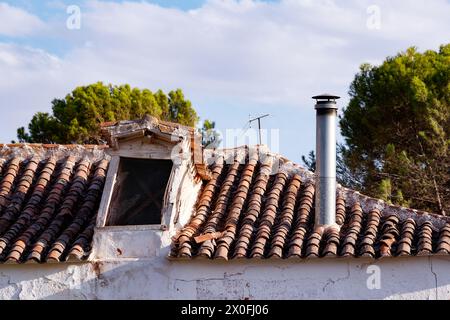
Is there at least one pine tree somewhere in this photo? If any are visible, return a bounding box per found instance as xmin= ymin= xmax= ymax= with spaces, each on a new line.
xmin=17 ymin=82 xmax=200 ymax=144
xmin=339 ymin=44 xmax=450 ymax=215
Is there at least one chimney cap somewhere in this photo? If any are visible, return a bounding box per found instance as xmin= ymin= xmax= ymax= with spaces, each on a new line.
xmin=312 ymin=93 xmax=340 ymax=101
xmin=313 ymin=93 xmax=340 ymax=110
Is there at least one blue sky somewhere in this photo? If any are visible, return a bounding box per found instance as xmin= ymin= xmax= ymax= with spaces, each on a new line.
xmin=0 ymin=0 xmax=449 ymax=162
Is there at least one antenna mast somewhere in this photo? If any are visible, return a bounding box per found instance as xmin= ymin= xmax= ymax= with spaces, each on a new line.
xmin=248 ymin=114 xmax=270 ymax=145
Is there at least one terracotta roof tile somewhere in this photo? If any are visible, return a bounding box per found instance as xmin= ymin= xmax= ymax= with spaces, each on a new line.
xmin=305 ymin=229 xmax=322 ymax=258
xmin=322 ymin=227 xmax=340 ymax=257
xmin=0 ymin=145 xmax=109 ymax=263
xmin=417 ymin=221 xmax=434 ymax=256
xmin=340 ymin=203 xmax=364 ymax=257
xmin=436 ymin=223 xmax=450 ymax=254
xmin=0 ymin=157 xmax=21 ymax=208
xmin=174 ymin=157 xmax=225 ymax=259
xmin=171 ymin=146 xmax=450 ymax=260
xmin=397 ymin=218 xmax=416 ymax=256
xmin=359 ymin=209 xmax=382 ymax=257
xmin=268 ymin=175 xmax=301 ymax=258
xmin=286 ymin=183 xmax=314 ymax=258
xmin=250 ymin=171 xmax=289 ymax=258
xmin=233 ymin=156 xmax=273 ymax=259
xmin=214 ymin=152 xmax=258 ymax=260
xmin=335 ymin=196 xmax=346 ymax=226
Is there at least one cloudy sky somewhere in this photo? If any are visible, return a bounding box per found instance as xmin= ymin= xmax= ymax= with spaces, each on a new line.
xmin=0 ymin=0 xmax=449 ymax=162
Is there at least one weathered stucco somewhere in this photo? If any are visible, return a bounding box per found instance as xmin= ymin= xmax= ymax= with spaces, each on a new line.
xmin=1 ymin=252 xmax=449 ymax=300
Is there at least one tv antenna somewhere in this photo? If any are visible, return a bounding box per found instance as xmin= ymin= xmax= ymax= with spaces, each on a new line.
xmin=248 ymin=114 xmax=270 ymax=145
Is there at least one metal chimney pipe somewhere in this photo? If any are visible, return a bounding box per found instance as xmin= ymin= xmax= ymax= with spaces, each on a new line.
xmin=312 ymin=93 xmax=340 ymax=227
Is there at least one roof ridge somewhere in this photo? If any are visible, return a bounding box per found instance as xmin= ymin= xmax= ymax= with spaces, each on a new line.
xmin=0 ymin=144 xmax=110 ymax=163
xmin=340 ymin=186 xmax=450 ymax=230
xmin=0 ymin=143 xmax=108 ymax=149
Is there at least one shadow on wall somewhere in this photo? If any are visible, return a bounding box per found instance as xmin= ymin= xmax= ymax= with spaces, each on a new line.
xmin=0 ymin=256 xmax=449 ymax=299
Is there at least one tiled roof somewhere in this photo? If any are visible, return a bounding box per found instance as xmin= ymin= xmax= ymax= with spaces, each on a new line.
xmin=0 ymin=144 xmax=109 ymax=263
xmin=170 ymin=146 xmax=450 ymax=260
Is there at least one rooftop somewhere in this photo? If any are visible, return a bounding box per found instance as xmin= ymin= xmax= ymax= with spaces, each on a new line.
xmin=170 ymin=146 xmax=450 ymax=260
xmin=0 ymin=144 xmax=109 ymax=263
xmin=0 ymin=125 xmax=448 ymax=264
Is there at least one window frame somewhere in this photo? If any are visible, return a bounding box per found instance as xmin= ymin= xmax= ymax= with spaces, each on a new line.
xmin=96 ymin=155 xmax=175 ymax=230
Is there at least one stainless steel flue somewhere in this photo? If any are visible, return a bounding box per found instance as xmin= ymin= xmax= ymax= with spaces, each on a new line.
xmin=313 ymin=93 xmax=340 ymax=226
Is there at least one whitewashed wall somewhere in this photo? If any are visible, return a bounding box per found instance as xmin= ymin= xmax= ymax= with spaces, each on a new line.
xmin=0 ymin=252 xmax=449 ymax=300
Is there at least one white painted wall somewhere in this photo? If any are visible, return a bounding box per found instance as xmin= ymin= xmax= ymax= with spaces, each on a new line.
xmin=1 ymin=251 xmax=449 ymax=300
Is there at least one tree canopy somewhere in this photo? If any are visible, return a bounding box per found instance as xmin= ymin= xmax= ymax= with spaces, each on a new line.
xmin=17 ymin=82 xmax=201 ymax=144
xmin=339 ymin=44 xmax=450 ymax=215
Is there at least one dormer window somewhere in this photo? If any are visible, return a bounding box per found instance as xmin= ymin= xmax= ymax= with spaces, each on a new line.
xmin=105 ymin=157 xmax=173 ymax=226
xmin=95 ymin=116 xmax=209 ymax=238
xmin=93 ymin=117 xmax=210 ymax=259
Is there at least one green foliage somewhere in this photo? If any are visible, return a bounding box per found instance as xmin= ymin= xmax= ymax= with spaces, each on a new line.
xmin=378 ymin=178 xmax=392 ymax=203
xmin=301 ymin=150 xmax=316 ymax=172
xmin=17 ymin=82 xmax=199 ymax=144
xmin=340 ymin=44 xmax=450 ymax=215
xmin=199 ymin=119 xmax=221 ymax=148
xmin=17 ymin=112 xmax=60 ymax=144
xmin=301 ymin=147 xmax=358 ymax=188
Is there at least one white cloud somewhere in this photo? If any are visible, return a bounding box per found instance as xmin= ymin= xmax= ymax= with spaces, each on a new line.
xmin=0 ymin=2 xmax=45 ymax=36
xmin=58 ymin=0 xmax=449 ymax=106
xmin=0 ymin=44 xmax=64 ymax=143
xmin=0 ymin=0 xmax=449 ymax=159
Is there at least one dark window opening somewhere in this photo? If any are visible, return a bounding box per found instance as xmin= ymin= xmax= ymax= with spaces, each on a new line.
xmin=106 ymin=158 xmax=173 ymax=226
